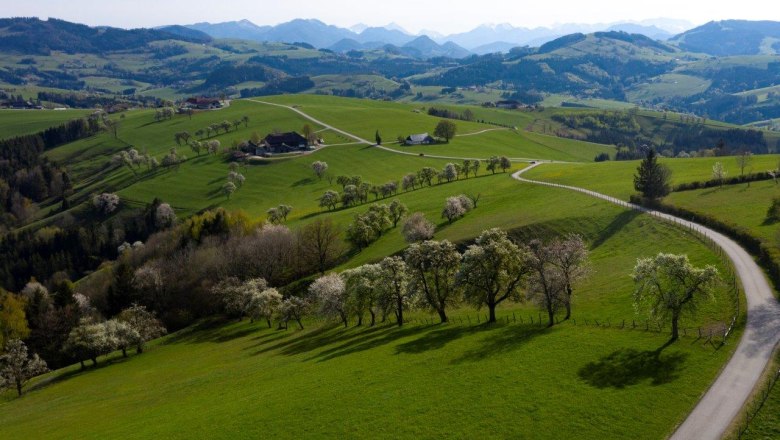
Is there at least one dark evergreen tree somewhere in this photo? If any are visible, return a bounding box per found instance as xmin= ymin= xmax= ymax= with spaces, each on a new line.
xmin=633 ymin=149 xmax=671 ymax=199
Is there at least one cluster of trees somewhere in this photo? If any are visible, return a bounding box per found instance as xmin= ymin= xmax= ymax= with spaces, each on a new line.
xmin=427 ymin=107 xmax=475 ymax=122
xmin=346 ymin=200 xmax=407 ymax=249
xmin=63 ymin=305 xmax=166 ymax=368
xmin=267 ymin=204 xmax=292 ymax=224
xmin=442 ymin=194 xmax=476 ymax=224
xmin=0 ymin=117 xmax=101 ymax=229
xmin=109 ymin=145 xmax=191 ymax=175
xmin=223 ymin=162 xmax=246 ymax=199
xmin=110 ymin=147 xmax=159 ymax=174
xmin=36 ymin=91 xmax=162 ymax=110
xmin=311 ymin=228 xmax=590 ymax=327
xmin=74 ymin=209 xmax=345 ymax=333
xmin=556 ymin=110 xmax=769 ymax=158
xmin=153 ymin=107 xmax=176 ymax=122
xmin=191 ymin=117 xmax=249 ymax=140
xmin=211 ymin=277 xmax=310 ymax=330
xmin=317 ymin=157 xmax=506 ymax=213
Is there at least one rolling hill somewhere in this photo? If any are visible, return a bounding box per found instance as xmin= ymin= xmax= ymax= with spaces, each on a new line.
xmin=670 ymin=20 xmax=780 ymax=56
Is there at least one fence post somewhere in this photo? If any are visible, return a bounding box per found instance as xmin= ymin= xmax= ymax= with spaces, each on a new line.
xmin=513 ymin=312 xmax=516 ymax=322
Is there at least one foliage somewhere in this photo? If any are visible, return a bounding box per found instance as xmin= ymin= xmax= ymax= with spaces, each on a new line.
xmin=311 ymin=161 xmax=328 ymax=180
xmin=458 ymin=228 xmax=529 ymax=322
xmin=0 ymin=292 xmax=29 ymax=349
xmin=92 ymin=193 xmax=120 ymax=215
xmin=116 ymin=304 xmax=167 ymax=354
xmin=634 ymin=149 xmax=671 ymax=199
xmin=0 ymin=339 xmax=47 ymax=396
xmin=632 ymin=253 xmax=719 ymax=340
xmin=433 ymin=120 xmax=457 ymax=142
xmin=310 ymin=273 xmax=348 ymax=327
xmin=404 ymin=240 xmax=461 ymax=323
xmin=402 ymin=212 xmax=435 ymax=243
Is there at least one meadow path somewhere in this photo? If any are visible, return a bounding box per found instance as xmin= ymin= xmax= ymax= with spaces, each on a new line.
xmin=246 ymin=99 xmax=566 ymax=163
xmin=514 ymin=163 xmax=780 ymax=440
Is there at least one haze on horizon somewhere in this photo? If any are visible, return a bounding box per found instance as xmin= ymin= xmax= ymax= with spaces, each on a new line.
xmin=3 ymin=0 xmax=778 ymax=35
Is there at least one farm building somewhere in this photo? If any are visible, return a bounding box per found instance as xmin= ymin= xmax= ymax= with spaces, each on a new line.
xmin=183 ymin=97 xmax=222 ymax=110
xmin=495 ymin=100 xmax=522 ymax=109
xmin=405 ymin=133 xmax=435 ymax=145
xmin=253 ymin=132 xmax=309 ymax=155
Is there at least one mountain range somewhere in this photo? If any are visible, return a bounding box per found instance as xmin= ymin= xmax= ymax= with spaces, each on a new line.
xmin=183 ymin=18 xmax=694 ymax=56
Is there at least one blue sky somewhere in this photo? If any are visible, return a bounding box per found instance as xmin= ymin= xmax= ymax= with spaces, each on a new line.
xmin=4 ymin=0 xmax=776 ymax=34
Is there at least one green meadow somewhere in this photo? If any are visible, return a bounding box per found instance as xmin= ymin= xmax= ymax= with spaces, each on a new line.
xmin=0 ymin=95 xmax=752 ymax=439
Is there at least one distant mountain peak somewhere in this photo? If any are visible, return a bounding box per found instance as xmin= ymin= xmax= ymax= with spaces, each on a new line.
xmin=384 ymin=22 xmax=410 ymax=34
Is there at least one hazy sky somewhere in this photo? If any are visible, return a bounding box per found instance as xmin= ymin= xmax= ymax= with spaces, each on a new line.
xmin=4 ymin=0 xmax=778 ymax=34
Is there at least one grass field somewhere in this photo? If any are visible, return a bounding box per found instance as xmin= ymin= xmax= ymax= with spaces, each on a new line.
xmin=0 ymin=93 xmax=755 ymax=438
xmin=626 ymin=74 xmax=712 ymax=102
xmin=0 ymin=186 xmax=740 ymax=439
xmin=524 ymin=155 xmax=780 ymax=200
xmin=258 ymin=95 xmax=614 ymax=162
xmin=34 ymin=96 xmax=618 ymax=227
xmin=0 ymin=109 xmax=92 ymax=139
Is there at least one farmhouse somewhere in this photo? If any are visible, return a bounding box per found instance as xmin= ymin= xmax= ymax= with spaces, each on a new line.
xmin=405 ymin=133 xmax=435 ymax=145
xmin=184 ymin=97 xmax=222 ymax=110
xmin=495 ymin=100 xmax=522 ymax=109
xmin=254 ymin=132 xmax=309 ymax=155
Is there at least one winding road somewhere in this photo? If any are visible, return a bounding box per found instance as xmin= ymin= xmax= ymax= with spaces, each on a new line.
xmin=249 ymin=98 xmax=780 ymax=439
xmin=515 ymin=163 xmax=780 ymax=440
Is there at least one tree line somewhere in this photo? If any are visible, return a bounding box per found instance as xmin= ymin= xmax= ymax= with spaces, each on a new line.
xmin=0 ymin=116 xmax=102 ymax=230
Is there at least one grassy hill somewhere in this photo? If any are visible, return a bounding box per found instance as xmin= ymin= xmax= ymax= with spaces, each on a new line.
xmin=0 ymin=109 xmax=92 ymax=139
xmin=0 ymin=176 xmax=740 ymax=438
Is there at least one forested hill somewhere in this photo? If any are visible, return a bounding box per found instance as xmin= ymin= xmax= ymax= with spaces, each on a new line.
xmin=670 ymin=20 xmax=780 ymax=56
xmin=0 ymin=17 xmax=212 ymax=55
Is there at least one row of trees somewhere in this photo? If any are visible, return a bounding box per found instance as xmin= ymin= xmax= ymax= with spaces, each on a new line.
xmin=187 ymin=116 xmax=249 ymax=140
xmin=64 ymin=305 xmax=166 ymax=368
xmin=316 ymin=157 xmax=509 ymax=213
xmin=312 ymin=228 xmax=590 ymax=327
xmin=223 ymin=162 xmax=246 ymax=200
xmin=346 ymin=200 xmax=408 ymax=249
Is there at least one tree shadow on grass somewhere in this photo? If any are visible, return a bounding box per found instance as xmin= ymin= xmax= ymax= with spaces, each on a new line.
xmin=449 ymin=323 xmax=550 ymax=364
xmin=590 ymin=210 xmax=642 ymax=250
xmin=292 ymin=177 xmax=315 ymax=187
xmin=395 ymin=325 xmax=483 ymax=355
xmin=248 ymin=323 xmax=383 ymax=357
xmin=164 ymin=317 xmax=258 ymax=345
xmin=578 ymin=346 xmax=688 ymax=388
xmin=27 ymin=354 xmax=133 ymax=393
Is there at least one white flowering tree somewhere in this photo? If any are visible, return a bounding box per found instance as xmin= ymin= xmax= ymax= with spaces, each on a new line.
xmin=633 ymin=253 xmax=719 ymax=341
xmin=92 ymin=193 xmax=120 ymax=215
xmin=104 ymin=319 xmax=140 ymax=358
xmin=278 ymin=296 xmax=309 ymax=330
xmin=248 ymin=287 xmax=283 ymax=328
xmin=442 ymin=196 xmax=467 ymax=224
xmin=0 ymin=339 xmax=48 ymax=397
xmin=377 ymin=256 xmax=413 ymax=326
xmin=343 ymin=264 xmax=382 ymax=326
xmin=155 ymin=203 xmax=176 ymax=229
xmin=404 ymin=240 xmax=462 ymax=323
xmin=402 ymin=212 xmax=435 ymax=243
xmin=117 ymin=304 xmax=167 ymax=354
xmin=64 ymin=319 xmax=113 ymax=367
xmin=311 ymin=161 xmax=328 ymax=180
xmin=310 ymin=273 xmax=349 ymax=327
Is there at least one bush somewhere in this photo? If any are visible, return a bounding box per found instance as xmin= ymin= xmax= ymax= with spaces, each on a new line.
xmin=594 ymin=152 xmax=610 ymax=162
